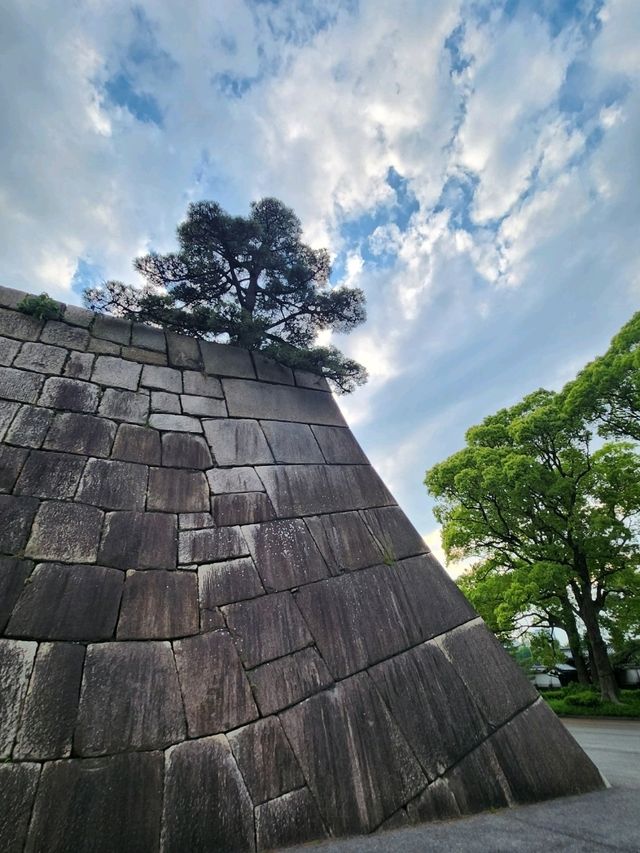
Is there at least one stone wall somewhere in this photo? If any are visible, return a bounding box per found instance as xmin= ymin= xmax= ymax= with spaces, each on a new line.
xmin=0 ymin=285 xmax=603 ymax=852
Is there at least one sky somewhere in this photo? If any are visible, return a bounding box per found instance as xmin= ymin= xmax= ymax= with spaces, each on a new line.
xmin=2 ymin=0 xmax=639 ymax=577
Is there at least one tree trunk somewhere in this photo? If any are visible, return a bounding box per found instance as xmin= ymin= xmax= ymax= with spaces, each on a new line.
xmin=580 ymin=595 xmax=620 ymax=702
xmin=563 ymin=611 xmax=591 ymax=685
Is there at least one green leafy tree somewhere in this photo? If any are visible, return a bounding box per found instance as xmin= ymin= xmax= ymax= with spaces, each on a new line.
xmin=85 ymin=198 xmax=367 ymax=393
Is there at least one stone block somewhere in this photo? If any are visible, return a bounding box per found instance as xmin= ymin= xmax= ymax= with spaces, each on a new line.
xmin=0 ymin=495 xmax=38 ymax=553
xmin=77 ymin=458 xmax=148 ymax=510
xmin=141 ymin=364 xmax=182 ymax=393
xmin=362 ymin=505 xmax=428 ymax=561
xmin=183 ymin=370 xmax=224 ymax=397
xmin=0 ymin=335 xmax=20 ymax=366
xmin=228 ymin=717 xmax=304 ymax=805
xmin=151 ymin=390 xmax=180 ymax=413
xmin=223 ymin=591 xmax=312 ymax=668
xmin=148 ymin=467 xmax=209 ymax=512
xmin=181 ymin=394 xmax=227 ymax=416
xmin=13 ymin=642 xmax=85 ymax=759
xmin=92 ymin=355 xmax=141 ymax=390
xmin=0 ymin=400 xmax=19 ymax=440
xmin=207 ymin=466 xmax=263 ymax=494
xmin=260 ymin=420 xmax=324 ymax=463
xmin=213 ymin=492 xmax=275 ymax=526
xmin=14 ymin=449 xmax=85 ymax=499
xmin=99 ymin=511 xmax=177 ymax=570
xmin=0 ymin=444 xmax=27 ymax=491
xmin=180 ymin=511 xmax=213 ymax=529
xmin=87 ymin=336 xmax=120 ymax=355
xmin=0 ymin=307 xmax=41 ymax=341
xmin=174 ymin=630 xmax=258 ymax=737
xmin=40 ymin=320 xmax=89 ymax=350
xmin=63 ymin=350 xmax=94 ymax=380
xmin=179 ymin=526 xmax=248 ymax=565
xmin=25 ymin=752 xmax=163 ymax=853
xmin=199 ymin=557 xmax=264 ymax=607
xmin=62 ymin=304 xmax=94 ymax=327
xmin=161 ymin=432 xmax=212 ymax=468
xmin=0 ymin=557 xmax=32 ymax=631
xmin=0 ymin=763 xmax=40 ymax=853
xmin=40 ymin=377 xmax=99 ymax=412
xmin=294 ymin=369 xmax=330 ymax=391
xmin=25 ymin=501 xmax=104 ymax=562
xmin=121 ymin=345 xmax=167 ymax=365
xmin=132 ymin=322 xmax=166 ymax=352
xmin=310 ymin=424 xmax=369 ymax=463
xmin=200 ymin=339 xmax=255 ymax=378
xmin=306 ymin=511 xmax=383 ymax=573
xmin=0 ymin=639 xmax=36 ymax=756
xmin=223 ymin=378 xmax=345 ymax=425
xmin=0 ymin=284 xmax=33 ymax=310
xmin=44 ymin=411 xmax=116 ymax=457
xmin=256 ymin=788 xmax=328 ymax=851
xmin=111 ymin=423 xmax=161 ymax=464
xmin=201 ymin=607 xmax=225 ymax=631
xmin=281 ymin=673 xmax=426 ymax=836
xmin=14 ymin=341 xmax=67 ymax=374
xmin=243 ymin=518 xmax=329 ymax=591
xmin=98 ymin=388 xmax=149 ymax=423
xmin=75 ymin=641 xmax=185 ymax=755
xmin=6 ymin=404 xmax=53 ymax=448
xmin=162 ymin=735 xmax=254 ymax=853
xmin=252 ymin=352 xmax=294 ymax=385
xmin=92 ymin=314 xmax=131 ymax=345
xmin=167 ymin=332 xmax=201 ymax=369
xmin=149 ymin=413 xmax=202 ymax=432
xmin=6 ymin=562 xmax=123 ymax=641
xmin=0 ymin=366 xmax=44 ymax=403
xmin=204 ymin=418 xmax=273 ymax=465
xmin=117 ymin=571 xmax=198 ymax=639
xmin=249 ymin=647 xmax=333 ymax=715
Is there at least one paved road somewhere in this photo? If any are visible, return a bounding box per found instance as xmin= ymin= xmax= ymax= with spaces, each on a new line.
xmin=287 ymin=718 xmax=640 ymax=852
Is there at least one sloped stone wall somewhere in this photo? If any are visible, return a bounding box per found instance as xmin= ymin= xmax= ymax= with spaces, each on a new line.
xmin=0 ymin=285 xmax=603 ymax=852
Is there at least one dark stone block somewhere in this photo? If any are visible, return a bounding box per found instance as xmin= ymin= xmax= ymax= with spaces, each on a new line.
xmin=362 ymin=506 xmax=428 ymax=561
xmin=14 ymin=341 xmax=66 ymax=374
xmin=203 ymin=418 xmax=273 ymax=465
xmin=0 ymin=639 xmax=36 ymax=756
xmin=40 ymin=320 xmax=89 ymax=349
xmin=92 ymin=314 xmax=131 ymax=345
xmin=243 ymin=518 xmax=328 ymax=591
xmin=77 ymin=458 xmax=148 ymax=510
xmin=405 ymin=778 xmax=461 ymax=824
xmin=0 ymin=556 xmax=32 ymax=631
xmin=14 ymin=642 xmax=85 ymax=759
xmin=0 ymin=444 xmax=27 ymax=492
xmin=294 ymin=369 xmax=330 ymax=391
xmin=201 ymin=607 xmax=225 ymax=632
xmin=249 ymin=647 xmax=333 ymax=714
xmin=199 ymin=557 xmax=264 ymax=607
xmin=0 ymin=335 xmax=20 ymax=366
xmin=378 ymin=809 xmax=410 ymax=831
xmin=260 ymin=420 xmax=324 ymax=463
xmin=163 ymin=736 xmax=254 ymax=853
xmin=122 ymin=345 xmax=167 ymax=365
xmin=112 ymin=422 xmax=161 ymax=464
xmin=167 ymin=332 xmax=201 ymax=369
xmin=181 ymin=394 xmax=227 ymax=416
xmin=44 ymin=411 xmax=116 ymax=457
xmin=64 ymin=350 xmax=94 ymax=380
xmin=14 ymin=449 xmax=85 ymax=499
xmin=180 ymin=511 xmax=213 ymax=529
xmin=0 ymin=495 xmax=38 ymax=553
xmin=26 ymin=752 xmax=163 ymax=853
xmin=87 ymin=336 xmax=120 ymax=355
xmin=40 ymin=377 xmax=99 ymax=412
xmin=213 ymin=492 xmax=275 ymax=526
xmin=207 ymin=466 xmax=263 ymax=494
xmin=0 ymin=400 xmax=19 ymax=440
xmin=256 ymin=788 xmax=327 ymax=851
xmin=75 ymin=641 xmax=185 ymax=755
xmin=161 ymin=432 xmax=212 ymax=468
xmin=98 ymin=388 xmax=149 ymax=424
xmin=228 ymin=717 xmax=304 ymax=805
xmin=223 ymin=591 xmax=312 ymax=668
xmin=280 ymin=673 xmax=426 ymax=836
xmin=5 ymin=404 xmax=53 ymax=448
xmin=200 ymin=339 xmax=255 ymax=378
xmin=174 ymin=630 xmax=258 ymax=737
xmin=6 ymin=563 xmax=123 ymax=641
xmin=252 ymin=352 xmax=294 ymax=385
xmin=132 ymin=323 xmax=166 ymax=352
xmin=179 ymin=526 xmax=248 ymax=564
xmin=306 ymin=511 xmax=383 ymax=573
xmin=310 ymin=424 xmax=369 ymax=463
xmin=148 ymin=467 xmax=209 ymax=512
xmin=0 ymin=307 xmax=41 ymax=341
xmin=0 ymin=763 xmax=40 ymax=853
xmin=117 ymin=571 xmax=198 ymax=639
xmin=223 ymin=378 xmax=345 ymax=425
xmin=99 ymin=511 xmax=177 ymax=570
xmin=25 ymin=501 xmax=104 ymax=563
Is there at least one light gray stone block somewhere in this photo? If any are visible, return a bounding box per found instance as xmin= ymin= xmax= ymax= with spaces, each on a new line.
xmin=131 ymin=322 xmax=166 ymax=352
xmin=6 ymin=405 xmax=53 ymax=448
xmin=147 ymin=467 xmax=209 ymax=512
xmin=121 ymin=345 xmax=167 ymax=365
xmin=199 ymin=557 xmax=265 ymax=607
xmin=207 ymin=466 xmax=263 ymax=494
xmin=223 ymin=378 xmax=346 ymax=425
xmin=87 ymin=336 xmax=120 ymax=355
xmin=178 ymin=526 xmax=248 ymax=565
xmin=40 ymin=320 xmax=89 ymax=350
xmin=181 ymin=394 xmax=227 ymax=417
xmin=63 ymin=350 xmax=94 ymax=380
xmin=0 ymin=639 xmax=36 ymax=757
xmin=117 ymin=571 xmax=198 ymax=639
xmin=149 ymin=413 xmax=202 ymax=432
xmin=260 ymin=420 xmax=324 ymax=463
xmin=25 ymin=501 xmax=104 ymax=563
xmin=98 ymin=388 xmax=149 ymax=424
xmin=151 ymin=390 xmax=180 ymax=413
xmin=92 ymin=314 xmax=131 ymax=345
xmin=0 ymin=284 xmax=33 ymax=310
xmin=62 ymin=304 xmax=94 ymax=327
xmin=310 ymin=424 xmax=369 ymax=463
xmin=183 ymin=371 xmax=223 ymax=398
xmin=204 ymin=418 xmax=273 ymax=465
xmin=200 ymin=339 xmax=255 ymax=378
xmin=141 ymin=364 xmax=182 ymax=393
xmin=92 ymin=355 xmax=141 ymax=390
xmin=40 ymin=377 xmax=99 ymax=412
xmin=243 ymin=518 xmax=329 ymax=591
xmin=0 ymin=307 xmax=42 ymax=341
xmin=44 ymin=412 xmax=116 ymax=457
xmin=14 ymin=342 xmax=67 ymax=374
xmin=0 ymin=335 xmax=20 ymax=366
xmin=252 ymin=352 xmax=294 ymax=385
xmin=77 ymin=458 xmax=148 ymax=510
xmin=0 ymin=366 xmax=44 ymax=403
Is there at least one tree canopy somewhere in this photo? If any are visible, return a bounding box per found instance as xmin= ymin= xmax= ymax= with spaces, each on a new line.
xmin=84 ymin=198 xmax=367 ymax=393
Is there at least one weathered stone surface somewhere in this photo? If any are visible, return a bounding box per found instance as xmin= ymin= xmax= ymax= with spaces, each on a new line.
xmin=213 ymin=492 xmax=275 ymax=526
xmin=99 ymin=511 xmax=177 ymax=570
xmin=183 ymin=370 xmax=224 ymax=397
xmin=257 ymin=464 xmax=394 ymax=517
xmin=6 ymin=563 xmax=123 ymax=641
xmin=294 ymin=369 xmax=330 ymax=392
xmin=92 ymin=355 xmax=141 ymax=390
xmin=252 ymin=352 xmax=294 ymax=385
xmin=163 ymin=735 xmax=254 ymax=853
xmin=13 ymin=642 xmax=85 ymax=759
xmin=0 ymin=335 xmax=20 ymax=366
xmin=0 ymin=285 xmax=32 ymax=310
xmin=310 ymin=424 xmax=369 ymax=463
xmin=180 ymin=511 xmax=213 ymax=529
xmin=281 ymin=673 xmax=426 ymax=836
xmin=6 ymin=404 xmax=53 ymax=447
xmin=87 ymin=336 xmax=120 ymax=355
xmin=98 ymin=387 xmax=149 ymax=423
xmin=0 ymin=557 xmax=32 ymax=631
xmin=93 ymin=314 xmax=131 ymax=345
xmin=25 ymin=752 xmax=163 ymax=853
xmin=243 ymin=518 xmax=329 ymax=591
xmin=224 ymin=378 xmax=346 ymax=425
xmin=0 ymin=444 xmax=27 ymax=491
xmin=223 ymin=591 xmax=312 ymax=668
xmin=174 ymin=631 xmax=258 ymax=737
xmin=200 ymin=339 xmax=255 ymax=378
xmin=14 ymin=341 xmax=67 ymax=374
xmin=117 ymin=571 xmax=198 ymax=639
xmin=121 ymin=345 xmax=167 ymax=365
xmin=77 ymin=458 xmax=148 ymax=510
xmin=229 ymin=717 xmax=304 ymax=805
xmin=132 ymin=322 xmax=166 ymax=352
xmin=201 ymin=607 xmax=225 ymax=631
xmin=0 ymin=764 xmax=39 ymax=853
xmin=181 ymin=394 xmax=227 ymax=416
xmin=75 ymin=641 xmax=185 ymax=755
xmin=405 ymin=777 xmax=462 ymax=824
xmin=141 ymin=363 xmax=182 ymax=393
xmin=362 ymin=505 xmax=428 ymax=561
xmin=0 ymin=307 xmax=41 ymax=341
xmin=148 ymin=467 xmax=209 ymax=512
xmin=378 ymin=809 xmax=410 ymax=831
xmin=161 ymin=432 xmax=212 ymax=468
xmin=261 ymin=420 xmax=324 ymax=463
xmin=44 ymin=411 xmax=116 ymax=457
xmin=151 ymin=390 xmax=180 ymax=412
xmin=14 ymin=450 xmax=86 ymax=498
xmin=204 ymin=418 xmax=273 ymax=465
xmin=0 ymin=400 xmax=19 ymax=440
xmin=111 ymin=422 xmax=161 ymax=464
xmin=0 ymin=639 xmax=36 ymax=756
xmin=199 ymin=557 xmax=264 ymax=607
xmin=250 ymin=647 xmax=333 ymax=715
xmin=0 ymin=495 xmax=38 ymax=553
xmin=167 ymin=332 xmax=202 ymax=369
xmin=25 ymin=501 xmax=104 ymax=562
xmin=40 ymin=377 xmax=99 ymax=412
xmin=256 ymin=788 xmax=328 ymax=851
xmin=40 ymin=320 xmax=89 ymax=350
xmin=207 ymin=466 xmax=263 ymax=494
xmin=62 ymin=304 xmax=94 ymax=327
xmin=0 ymin=366 xmax=44 ymax=403
xmin=306 ymin=511 xmax=383 ymax=573
xmin=149 ymin=413 xmax=202 ymax=432
xmin=63 ymin=350 xmax=94 ymax=380
xmin=179 ymin=526 xmax=248 ymax=564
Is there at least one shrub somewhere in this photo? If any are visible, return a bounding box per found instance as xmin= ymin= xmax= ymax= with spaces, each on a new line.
xmin=18 ymin=293 xmax=62 ymax=320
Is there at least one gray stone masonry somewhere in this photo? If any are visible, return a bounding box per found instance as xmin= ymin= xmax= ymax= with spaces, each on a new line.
xmin=40 ymin=321 xmax=89 ymax=350
xmin=167 ymin=333 xmax=201 ymax=369
xmin=64 ymin=351 xmax=94 ymax=380
xmin=181 ymin=394 xmax=227 ymax=417
xmin=0 ymin=366 xmax=44 ymax=403
xmin=92 ymin=355 xmax=141 ymax=390
xmin=40 ymin=377 xmax=99 ymax=412
xmin=141 ymin=364 xmax=182 ymax=393
xmin=132 ymin=323 xmax=166 ymax=352
xmin=149 ymin=413 xmax=202 ymax=432
xmin=99 ymin=388 xmax=149 ymax=424
xmin=14 ymin=342 xmax=67 ymax=374
xmin=151 ymin=391 xmax=180 ymax=413
xmin=92 ymin=314 xmax=131 ymax=345
xmin=0 ymin=307 xmax=41 ymax=341
xmin=6 ymin=405 xmax=53 ymax=448
xmin=183 ymin=370 xmax=223 ymax=398
xmin=0 ymin=335 xmax=20 ymax=365
xmin=204 ymin=418 xmax=273 ymax=466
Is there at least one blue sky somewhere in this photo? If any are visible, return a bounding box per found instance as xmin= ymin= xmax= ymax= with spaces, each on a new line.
xmin=1 ymin=0 xmax=639 ymax=574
